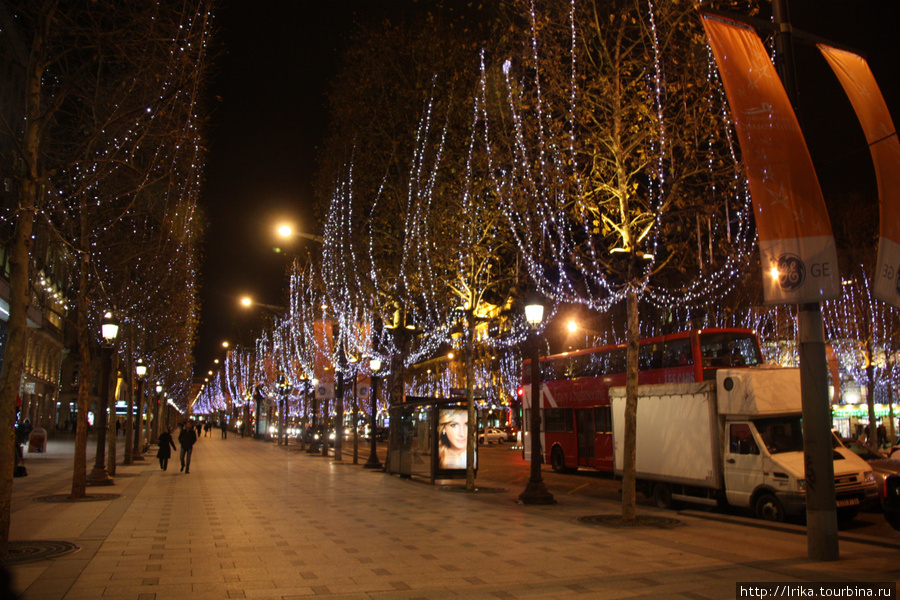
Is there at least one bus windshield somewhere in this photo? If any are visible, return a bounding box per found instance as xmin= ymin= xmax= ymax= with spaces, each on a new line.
xmin=699 ymin=331 xmax=762 ymax=369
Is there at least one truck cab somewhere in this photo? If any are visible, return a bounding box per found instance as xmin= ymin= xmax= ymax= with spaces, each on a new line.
xmin=723 ymin=414 xmax=878 ymax=521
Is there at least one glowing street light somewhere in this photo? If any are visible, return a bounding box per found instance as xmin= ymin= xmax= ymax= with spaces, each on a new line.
xmin=519 ymin=291 xmax=555 ymax=505
xmin=88 ymin=311 xmax=119 ymax=486
xmin=275 ymin=223 xmax=323 ymax=243
xmin=364 ymin=358 xmax=383 ymax=470
xmin=239 ymin=296 xmax=285 ymax=314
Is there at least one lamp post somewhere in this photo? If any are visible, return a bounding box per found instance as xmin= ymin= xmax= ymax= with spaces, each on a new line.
xmin=276 ymin=373 xmax=292 ymax=446
xmin=132 ymin=359 xmax=147 ymax=460
xmin=307 ymin=378 xmax=319 ymax=454
xmin=334 ymin=336 xmax=347 ymax=463
xmin=155 ymin=383 xmax=165 ymax=436
xmin=350 ymin=357 xmax=359 ymax=464
xmin=88 ymin=311 xmax=119 ymax=486
xmin=363 ymin=358 xmax=383 ymax=469
xmin=334 ymin=366 xmax=344 ymax=462
xmin=518 ymin=292 xmax=556 ymax=505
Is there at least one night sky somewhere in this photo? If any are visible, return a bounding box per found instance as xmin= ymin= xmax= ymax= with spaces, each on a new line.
xmin=196 ymin=1 xmax=408 ymax=377
xmin=194 ymin=1 xmax=900 ymax=379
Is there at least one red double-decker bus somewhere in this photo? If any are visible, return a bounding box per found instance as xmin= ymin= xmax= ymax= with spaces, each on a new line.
xmin=521 ymin=328 xmax=764 ymax=473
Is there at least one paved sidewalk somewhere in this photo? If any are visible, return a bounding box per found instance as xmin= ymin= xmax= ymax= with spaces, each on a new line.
xmin=6 ymin=433 xmax=900 ymax=600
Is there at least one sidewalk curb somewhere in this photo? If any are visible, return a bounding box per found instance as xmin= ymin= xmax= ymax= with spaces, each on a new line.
xmin=680 ymin=509 xmax=900 ymax=550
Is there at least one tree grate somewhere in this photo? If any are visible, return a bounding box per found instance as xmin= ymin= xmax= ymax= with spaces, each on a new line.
xmin=577 ymin=514 xmax=684 ymax=528
xmin=437 ymin=486 xmax=508 ymax=493
xmin=33 ymin=493 xmax=122 ymax=503
xmin=0 ymin=541 xmax=80 ymax=564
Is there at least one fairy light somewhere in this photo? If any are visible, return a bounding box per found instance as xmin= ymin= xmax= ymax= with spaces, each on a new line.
xmin=824 ymin=269 xmax=900 ymax=402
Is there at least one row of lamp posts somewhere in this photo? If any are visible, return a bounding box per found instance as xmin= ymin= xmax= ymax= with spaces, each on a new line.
xmin=86 ymin=311 xmax=165 ymax=486
xmin=248 ymin=292 xmax=550 ymax=503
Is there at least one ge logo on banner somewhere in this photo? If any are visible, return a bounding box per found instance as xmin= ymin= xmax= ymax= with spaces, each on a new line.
xmin=776 ymin=254 xmax=805 ymax=291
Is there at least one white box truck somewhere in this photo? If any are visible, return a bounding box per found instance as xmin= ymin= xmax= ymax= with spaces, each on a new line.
xmin=610 ymin=366 xmax=878 ymax=521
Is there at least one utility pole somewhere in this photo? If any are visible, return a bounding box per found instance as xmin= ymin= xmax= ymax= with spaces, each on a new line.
xmin=773 ymin=0 xmax=839 ymax=561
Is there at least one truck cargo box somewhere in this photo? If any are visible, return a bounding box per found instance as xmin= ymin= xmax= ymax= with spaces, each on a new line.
xmin=715 ymin=366 xmax=801 ymax=416
xmin=610 ymin=381 xmax=723 ymax=488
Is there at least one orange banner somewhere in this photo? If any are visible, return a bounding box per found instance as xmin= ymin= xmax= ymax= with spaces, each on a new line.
xmin=819 ymin=44 xmax=900 ymax=308
xmin=701 ymin=12 xmax=840 ymax=304
xmin=313 ymin=319 xmax=334 ymax=386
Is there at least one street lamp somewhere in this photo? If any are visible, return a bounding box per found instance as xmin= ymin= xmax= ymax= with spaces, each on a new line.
xmin=88 ymin=311 xmax=119 ymax=486
xmin=306 ymin=378 xmax=320 ymax=454
xmin=363 ymin=358 xmax=383 ymax=469
xmin=155 ymin=382 xmax=166 ymax=434
xmin=239 ymin=296 xmax=286 ymax=314
xmin=276 ymin=373 xmax=293 ymax=446
xmin=519 ymin=292 xmax=556 ymax=505
xmin=276 ymin=223 xmax=324 ymax=243
xmin=132 ymin=359 xmax=148 ymax=461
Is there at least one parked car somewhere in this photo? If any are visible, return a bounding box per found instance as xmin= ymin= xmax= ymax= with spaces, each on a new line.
xmin=842 ymin=439 xmax=900 ymax=506
xmin=883 ymin=474 xmax=900 ymax=530
xmin=361 ymin=426 xmax=389 ymax=441
xmin=478 ymin=428 xmax=508 ymax=444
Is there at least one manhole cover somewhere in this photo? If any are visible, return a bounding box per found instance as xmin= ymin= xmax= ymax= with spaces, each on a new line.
xmin=577 ymin=514 xmax=684 ymax=528
xmin=0 ymin=541 xmax=80 ymax=564
xmin=34 ymin=494 xmax=122 ymax=503
xmin=437 ymin=486 xmax=508 ymax=494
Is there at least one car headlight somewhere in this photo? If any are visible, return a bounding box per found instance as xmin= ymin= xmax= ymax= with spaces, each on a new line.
xmin=864 ymin=470 xmax=876 ymax=483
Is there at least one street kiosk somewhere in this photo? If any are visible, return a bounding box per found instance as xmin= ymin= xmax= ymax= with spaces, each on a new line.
xmin=387 ymin=396 xmax=478 ymax=483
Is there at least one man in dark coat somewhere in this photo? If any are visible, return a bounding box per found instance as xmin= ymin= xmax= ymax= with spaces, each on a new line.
xmin=178 ymin=421 xmax=198 ymax=473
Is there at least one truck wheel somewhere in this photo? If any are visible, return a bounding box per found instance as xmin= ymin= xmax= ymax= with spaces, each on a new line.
xmin=652 ymin=483 xmax=678 ymax=510
xmin=755 ymin=493 xmax=785 ymax=522
xmin=550 ymin=447 xmax=567 ymax=473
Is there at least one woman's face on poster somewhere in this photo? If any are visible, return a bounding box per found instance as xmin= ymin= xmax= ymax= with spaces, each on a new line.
xmin=443 ymin=413 xmax=467 ymax=450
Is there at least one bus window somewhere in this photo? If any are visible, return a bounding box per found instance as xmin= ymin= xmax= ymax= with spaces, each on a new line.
xmin=605 ymin=347 xmax=626 ymax=373
xmin=565 ymin=355 xmax=586 ymax=379
xmin=545 ymin=408 xmax=573 ymax=432
xmin=662 ymin=338 xmax=692 ymax=368
xmin=639 ymin=343 xmax=662 ymax=370
xmin=593 ymin=406 xmax=611 ymax=434
xmin=700 ymin=331 xmax=762 ymax=369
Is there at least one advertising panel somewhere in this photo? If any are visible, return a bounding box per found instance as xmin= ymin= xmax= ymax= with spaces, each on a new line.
xmin=437 ymin=406 xmax=475 ymax=471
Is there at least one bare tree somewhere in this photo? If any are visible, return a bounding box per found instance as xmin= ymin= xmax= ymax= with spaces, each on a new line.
xmin=490 ymin=0 xmax=756 ymax=520
xmin=0 ymin=0 xmax=211 ymax=553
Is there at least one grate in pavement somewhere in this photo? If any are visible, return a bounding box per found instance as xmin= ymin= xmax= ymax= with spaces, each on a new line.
xmin=33 ymin=493 xmax=122 ymax=503
xmin=0 ymin=541 xmax=80 ymax=564
xmin=577 ymin=514 xmax=684 ymax=528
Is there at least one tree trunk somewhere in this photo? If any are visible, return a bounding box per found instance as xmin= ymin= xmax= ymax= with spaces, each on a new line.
xmin=107 ymin=353 xmax=118 ymax=475
xmin=866 ymin=353 xmax=877 ymax=451
xmin=0 ymin=172 xmax=35 ymax=558
xmin=465 ymin=315 xmax=477 ymax=491
xmin=621 ymin=288 xmax=639 ymax=521
xmin=71 ymin=251 xmax=92 ymax=499
xmin=0 ymin=9 xmax=50 ymax=553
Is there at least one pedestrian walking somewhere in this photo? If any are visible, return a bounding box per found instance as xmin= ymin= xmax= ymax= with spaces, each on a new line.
xmin=157 ymin=428 xmax=177 ymax=470
xmin=178 ymin=421 xmax=198 ymax=473
xmin=220 ymin=421 xmax=227 ymax=439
